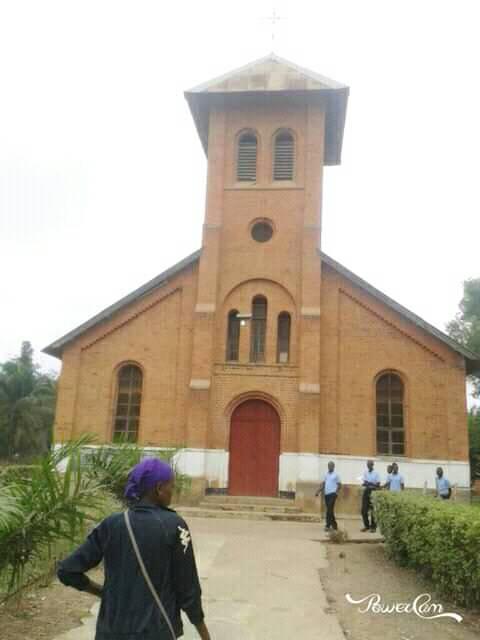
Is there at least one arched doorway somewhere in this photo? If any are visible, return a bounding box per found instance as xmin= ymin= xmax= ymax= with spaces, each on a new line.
xmin=228 ymin=399 xmax=280 ymax=496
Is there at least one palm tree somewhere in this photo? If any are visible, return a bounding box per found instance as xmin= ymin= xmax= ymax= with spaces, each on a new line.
xmin=0 ymin=342 xmax=56 ymax=459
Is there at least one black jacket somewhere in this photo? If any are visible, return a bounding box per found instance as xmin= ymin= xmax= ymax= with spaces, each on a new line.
xmin=57 ymin=504 xmax=204 ymax=639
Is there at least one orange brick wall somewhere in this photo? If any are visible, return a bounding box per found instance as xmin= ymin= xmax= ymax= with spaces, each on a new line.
xmin=319 ymin=264 xmax=468 ymax=462
xmin=53 ymin=96 xmax=469 ymax=471
xmin=54 ymin=263 xmax=199 ymax=447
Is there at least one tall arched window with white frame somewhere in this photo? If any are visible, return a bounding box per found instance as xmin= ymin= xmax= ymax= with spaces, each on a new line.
xmin=226 ymin=309 xmax=240 ymax=361
xmin=250 ymin=296 xmax=267 ymax=362
xmin=113 ymin=364 xmax=143 ymax=443
xmin=277 ymin=312 xmax=291 ymax=363
xmin=376 ymin=372 xmax=405 ymax=455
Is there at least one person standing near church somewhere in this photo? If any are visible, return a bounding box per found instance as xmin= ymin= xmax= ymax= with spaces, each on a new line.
xmin=315 ymin=461 xmax=342 ymax=531
xmin=57 ymin=458 xmax=211 ymax=640
xmin=383 ymin=464 xmax=393 ymax=489
xmin=385 ymin=462 xmax=404 ymax=492
xmin=435 ymin=466 xmax=452 ymax=500
xmin=361 ymin=460 xmax=381 ymax=532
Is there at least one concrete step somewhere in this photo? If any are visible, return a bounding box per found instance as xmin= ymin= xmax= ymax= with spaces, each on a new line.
xmin=202 ymin=495 xmax=294 ymax=507
xmin=176 ymin=506 xmax=323 ymax=523
xmin=198 ymin=501 xmax=301 ymax=514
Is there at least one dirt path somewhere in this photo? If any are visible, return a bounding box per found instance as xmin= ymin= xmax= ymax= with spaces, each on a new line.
xmin=319 ymin=542 xmax=480 ymax=640
xmin=0 ymin=569 xmax=101 ymax=640
xmin=2 ymin=529 xmax=480 ymax=640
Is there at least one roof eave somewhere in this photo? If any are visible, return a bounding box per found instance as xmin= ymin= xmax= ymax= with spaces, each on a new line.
xmin=320 ymin=251 xmax=480 ymax=368
xmin=43 ymin=249 xmax=202 ymax=359
xmin=186 ymin=53 xmax=348 ymax=94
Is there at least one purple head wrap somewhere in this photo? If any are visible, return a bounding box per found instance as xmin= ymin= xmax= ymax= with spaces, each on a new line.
xmin=124 ymin=458 xmax=174 ymax=501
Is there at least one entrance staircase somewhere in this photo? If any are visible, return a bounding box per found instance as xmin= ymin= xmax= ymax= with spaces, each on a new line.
xmin=175 ymin=495 xmax=323 ymax=523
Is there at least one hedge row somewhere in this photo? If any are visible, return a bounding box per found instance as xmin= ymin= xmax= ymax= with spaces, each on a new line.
xmin=372 ymin=491 xmax=480 ymax=607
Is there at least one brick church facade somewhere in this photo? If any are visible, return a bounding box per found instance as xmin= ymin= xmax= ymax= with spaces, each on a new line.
xmin=45 ymin=55 xmax=479 ymax=506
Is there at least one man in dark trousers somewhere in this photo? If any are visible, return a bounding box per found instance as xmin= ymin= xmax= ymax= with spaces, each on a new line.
xmin=435 ymin=466 xmax=452 ymax=500
xmin=58 ymin=458 xmax=211 ymax=640
xmin=361 ymin=459 xmax=381 ymax=532
xmin=315 ymin=461 xmax=342 ymax=531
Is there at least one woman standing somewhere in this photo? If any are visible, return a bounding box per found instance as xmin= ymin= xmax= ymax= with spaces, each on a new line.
xmin=58 ymin=458 xmax=211 ymax=640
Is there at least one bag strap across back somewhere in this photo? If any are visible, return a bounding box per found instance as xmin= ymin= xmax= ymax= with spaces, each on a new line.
xmin=124 ymin=510 xmax=177 ymax=640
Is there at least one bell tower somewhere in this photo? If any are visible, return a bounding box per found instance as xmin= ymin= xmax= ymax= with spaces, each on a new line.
xmin=184 ymin=55 xmax=349 ymax=454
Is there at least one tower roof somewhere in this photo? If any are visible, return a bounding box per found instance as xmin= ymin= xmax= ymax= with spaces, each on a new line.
xmin=184 ymin=54 xmax=349 ymax=165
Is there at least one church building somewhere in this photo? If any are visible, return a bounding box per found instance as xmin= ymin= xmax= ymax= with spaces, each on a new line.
xmin=45 ymin=55 xmax=479 ymax=507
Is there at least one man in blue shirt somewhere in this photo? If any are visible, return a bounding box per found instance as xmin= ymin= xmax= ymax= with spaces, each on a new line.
xmin=383 ymin=464 xmax=393 ymax=489
xmin=385 ymin=462 xmax=405 ymax=492
xmin=315 ymin=461 xmax=342 ymax=531
xmin=361 ymin=460 xmax=381 ymax=532
xmin=435 ymin=466 xmax=452 ymax=500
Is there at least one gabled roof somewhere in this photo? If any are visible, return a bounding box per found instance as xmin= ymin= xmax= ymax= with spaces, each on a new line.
xmin=43 ymin=247 xmax=480 ymax=375
xmin=43 ymin=250 xmax=201 ymax=359
xmin=186 ymin=53 xmax=347 ymax=93
xmin=184 ymin=53 xmax=349 ymax=165
xmin=321 ymin=252 xmax=480 ymax=375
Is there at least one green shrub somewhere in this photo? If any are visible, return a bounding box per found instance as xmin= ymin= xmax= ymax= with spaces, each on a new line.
xmin=0 ymin=437 xmax=107 ymax=599
xmin=84 ymin=443 xmax=191 ymax=504
xmin=373 ymin=491 xmax=480 ymax=607
xmin=0 ymin=465 xmax=38 ymax=486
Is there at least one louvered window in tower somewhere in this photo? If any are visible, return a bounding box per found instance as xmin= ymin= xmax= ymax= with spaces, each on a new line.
xmin=273 ymin=131 xmax=295 ymax=181
xmin=237 ymin=133 xmax=257 ymax=182
xmin=250 ymin=296 xmax=267 ymax=362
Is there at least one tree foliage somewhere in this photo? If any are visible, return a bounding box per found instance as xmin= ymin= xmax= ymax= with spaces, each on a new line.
xmin=0 ymin=437 xmax=192 ymax=599
xmin=0 ymin=437 xmax=106 ymax=597
xmin=0 ymin=341 xmax=57 ymax=458
xmin=84 ymin=442 xmax=191 ymax=504
xmin=469 ymin=408 xmax=480 ymax=481
xmin=446 ymin=278 xmax=480 ymax=398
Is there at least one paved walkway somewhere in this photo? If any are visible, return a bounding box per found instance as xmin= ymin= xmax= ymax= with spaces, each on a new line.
xmin=55 ymin=517 xmax=349 ymax=640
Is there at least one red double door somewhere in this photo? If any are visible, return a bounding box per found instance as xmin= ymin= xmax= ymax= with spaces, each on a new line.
xmin=228 ymin=399 xmax=280 ymax=497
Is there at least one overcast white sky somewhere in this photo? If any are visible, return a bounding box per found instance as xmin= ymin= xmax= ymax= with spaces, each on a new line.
xmin=0 ymin=1 xmax=478 ymax=403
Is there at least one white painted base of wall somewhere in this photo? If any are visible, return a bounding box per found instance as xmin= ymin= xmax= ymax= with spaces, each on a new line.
xmin=55 ymin=445 xmax=471 ymax=491
xmin=279 ymin=452 xmax=471 ymax=491
xmin=160 ymin=448 xmax=471 ymax=491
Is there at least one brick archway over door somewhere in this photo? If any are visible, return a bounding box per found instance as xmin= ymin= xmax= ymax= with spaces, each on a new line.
xmin=228 ymin=399 xmax=280 ymax=496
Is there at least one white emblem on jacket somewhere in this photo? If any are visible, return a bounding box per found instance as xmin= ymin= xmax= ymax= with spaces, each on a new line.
xmin=178 ymin=526 xmax=191 ymax=554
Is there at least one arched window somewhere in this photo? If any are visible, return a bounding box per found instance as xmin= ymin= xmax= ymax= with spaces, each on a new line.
xmin=277 ymin=312 xmax=291 ymax=363
xmin=237 ymin=132 xmax=257 ymax=182
xmin=273 ymin=130 xmax=295 ymax=181
xmin=376 ymin=373 xmax=405 ymax=455
xmin=226 ymin=310 xmax=240 ymax=361
xmin=250 ymin=296 xmax=267 ymax=362
xmin=113 ymin=364 xmax=143 ymax=443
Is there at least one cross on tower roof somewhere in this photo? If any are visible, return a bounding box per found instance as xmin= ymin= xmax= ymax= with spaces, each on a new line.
xmin=262 ymin=8 xmax=285 ymax=47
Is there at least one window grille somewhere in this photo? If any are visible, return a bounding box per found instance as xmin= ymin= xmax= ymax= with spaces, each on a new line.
xmin=226 ymin=310 xmax=240 ymax=361
xmin=237 ymin=133 xmax=257 ymax=182
xmin=250 ymin=296 xmax=267 ymax=362
xmin=113 ymin=364 xmax=142 ymax=443
xmin=273 ymin=131 xmax=294 ymax=181
xmin=376 ymin=373 xmax=405 ymax=455
xmin=277 ymin=312 xmax=291 ymax=363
